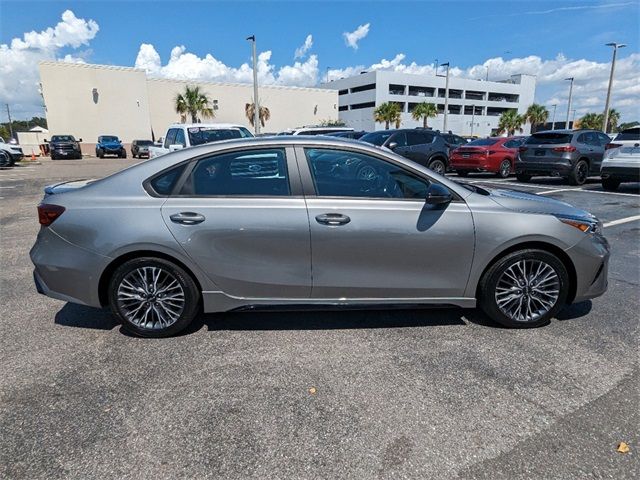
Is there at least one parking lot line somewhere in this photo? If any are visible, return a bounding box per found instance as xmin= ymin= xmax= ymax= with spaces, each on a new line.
xmin=536 ymin=188 xmax=576 ymax=195
xmin=0 ymin=186 xmax=16 ymax=189
xmin=603 ymin=215 xmax=640 ymax=228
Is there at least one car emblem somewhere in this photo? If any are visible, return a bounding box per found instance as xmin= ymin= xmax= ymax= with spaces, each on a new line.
xmin=248 ymin=164 xmax=262 ymax=172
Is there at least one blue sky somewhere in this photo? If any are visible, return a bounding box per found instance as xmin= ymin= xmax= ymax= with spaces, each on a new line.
xmin=1 ymin=0 xmax=638 ymax=120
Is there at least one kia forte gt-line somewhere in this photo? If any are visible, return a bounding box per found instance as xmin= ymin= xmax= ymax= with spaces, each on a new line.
xmin=30 ymin=136 xmax=610 ymax=337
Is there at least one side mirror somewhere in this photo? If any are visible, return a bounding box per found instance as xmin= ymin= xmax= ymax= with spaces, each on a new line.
xmin=44 ymin=139 xmax=48 ymax=143
xmin=425 ymin=183 xmax=453 ymax=205
xmin=387 ymin=141 xmax=398 ymax=150
xmin=169 ymin=144 xmax=184 ymax=152
xmin=78 ymin=138 xmax=83 ymax=142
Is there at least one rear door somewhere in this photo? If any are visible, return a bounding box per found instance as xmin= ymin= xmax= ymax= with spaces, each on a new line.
xmin=160 ymin=146 xmax=311 ymax=299
xmin=406 ymin=130 xmax=435 ymax=164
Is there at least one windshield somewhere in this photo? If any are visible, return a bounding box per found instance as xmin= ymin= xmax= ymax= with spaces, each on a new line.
xmin=526 ymin=133 xmax=572 ymax=145
xmin=360 ymin=131 xmax=396 ymax=146
xmin=187 ymin=127 xmax=250 ymax=146
xmin=51 ymin=135 xmax=75 ymax=142
xmin=136 ymin=140 xmax=154 ymax=146
xmin=467 ymin=138 xmax=499 ymax=146
xmin=615 ymin=128 xmax=640 ymax=141
xmin=100 ymin=136 xmax=119 ymax=142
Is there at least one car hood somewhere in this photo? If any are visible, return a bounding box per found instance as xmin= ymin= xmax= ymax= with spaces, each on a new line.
xmin=99 ymin=141 xmax=121 ymax=147
xmin=486 ymin=187 xmax=595 ymax=220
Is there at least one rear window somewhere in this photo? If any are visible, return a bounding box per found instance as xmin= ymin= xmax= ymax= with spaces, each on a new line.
xmin=136 ymin=140 xmax=154 ymax=146
xmin=467 ymin=138 xmax=499 ymax=146
xmin=615 ymin=128 xmax=640 ymax=141
xmin=526 ymin=133 xmax=572 ymax=144
xmin=187 ymin=128 xmax=251 ymax=146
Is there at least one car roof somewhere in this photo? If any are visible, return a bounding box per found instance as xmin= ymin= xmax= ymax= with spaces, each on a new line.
xmin=168 ymin=123 xmax=246 ymax=129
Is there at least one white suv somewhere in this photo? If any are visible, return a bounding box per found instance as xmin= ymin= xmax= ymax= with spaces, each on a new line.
xmin=0 ymin=137 xmax=24 ymax=166
xmin=601 ymin=127 xmax=640 ymax=191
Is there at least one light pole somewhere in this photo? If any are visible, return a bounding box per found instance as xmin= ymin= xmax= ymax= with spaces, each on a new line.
xmin=565 ymin=77 xmax=574 ymax=129
xmin=550 ymin=104 xmax=557 ymax=130
xmin=326 ymin=66 xmax=331 ymax=84
xmin=246 ymin=35 xmax=260 ymax=135
xmin=470 ymin=104 xmax=476 ymax=137
xmin=485 ymin=65 xmax=489 ymax=81
xmin=603 ymin=42 xmax=626 ymax=133
xmin=439 ymin=62 xmax=450 ymax=132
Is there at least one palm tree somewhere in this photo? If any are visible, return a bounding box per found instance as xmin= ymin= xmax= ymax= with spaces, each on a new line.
xmin=497 ymin=110 xmax=524 ymax=136
xmin=523 ymin=104 xmax=549 ymax=133
xmin=577 ymin=113 xmax=602 ymax=130
xmin=411 ymin=102 xmax=438 ymax=128
xmin=605 ymin=108 xmax=620 ymax=133
xmin=245 ymin=102 xmax=271 ymax=128
xmin=374 ymin=102 xmax=402 ymax=129
xmin=174 ymin=85 xmax=214 ymax=123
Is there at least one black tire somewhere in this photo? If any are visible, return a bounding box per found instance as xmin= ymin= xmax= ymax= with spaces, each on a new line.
xmin=478 ymin=249 xmax=569 ymax=328
xmin=108 ymin=257 xmax=201 ymax=338
xmin=497 ymin=159 xmax=512 ymax=178
xmin=516 ymin=173 xmax=532 ymax=182
xmin=456 ymin=170 xmax=470 ymax=177
xmin=119 ymin=150 xmax=127 ymax=159
xmin=97 ymin=150 xmax=104 ymax=159
xmin=132 ymin=152 xmax=137 ymax=158
xmin=51 ymin=153 xmax=58 ymax=160
xmin=428 ymin=158 xmax=446 ymax=175
xmin=602 ymin=178 xmax=620 ymax=191
xmin=76 ymin=153 xmax=82 ymax=160
xmin=568 ymin=159 xmax=589 ymax=186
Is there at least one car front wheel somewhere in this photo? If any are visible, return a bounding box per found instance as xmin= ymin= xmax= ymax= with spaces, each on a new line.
xmin=478 ymin=249 xmax=569 ymax=328
xmin=108 ymin=257 xmax=201 ymax=337
xmin=568 ymin=159 xmax=589 ymax=185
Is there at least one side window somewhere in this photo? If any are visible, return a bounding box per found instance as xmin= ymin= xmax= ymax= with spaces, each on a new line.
xmin=304 ymin=148 xmax=431 ymax=199
xmin=576 ymin=133 xmax=587 ymax=145
xmin=585 ymin=132 xmax=599 ymax=146
xmin=149 ymin=164 xmax=187 ymax=196
xmin=179 ymin=148 xmax=290 ymax=196
xmin=164 ymin=129 xmax=177 ymax=149
xmin=504 ymin=139 xmax=522 ymax=148
xmin=390 ymin=132 xmax=407 ymax=147
xmin=598 ymin=133 xmax=611 ymax=146
xmin=174 ymin=129 xmax=186 ymax=147
xmin=406 ymin=131 xmax=426 ymax=146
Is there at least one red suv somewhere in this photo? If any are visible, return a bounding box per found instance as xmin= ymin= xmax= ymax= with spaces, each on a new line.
xmin=451 ymin=136 xmax=526 ymax=178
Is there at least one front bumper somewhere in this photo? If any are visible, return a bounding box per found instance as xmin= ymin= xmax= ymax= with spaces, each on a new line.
xmin=565 ymin=233 xmax=610 ymax=303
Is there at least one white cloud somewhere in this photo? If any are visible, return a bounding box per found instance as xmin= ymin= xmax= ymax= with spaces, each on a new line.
xmin=0 ymin=10 xmax=99 ymax=118
xmin=343 ymin=23 xmax=370 ymax=50
xmin=294 ymin=34 xmax=313 ymax=59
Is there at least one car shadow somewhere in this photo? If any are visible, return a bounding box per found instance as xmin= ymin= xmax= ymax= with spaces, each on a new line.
xmin=54 ymin=303 xmax=119 ymax=330
xmin=557 ymin=300 xmax=593 ymax=320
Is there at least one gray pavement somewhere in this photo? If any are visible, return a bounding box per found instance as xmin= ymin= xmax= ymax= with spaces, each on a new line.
xmin=1 ymin=158 xmax=638 ymax=479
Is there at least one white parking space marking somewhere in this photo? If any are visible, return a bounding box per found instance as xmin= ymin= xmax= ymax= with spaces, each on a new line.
xmin=603 ymin=215 xmax=640 ymax=228
xmin=536 ymin=188 xmax=576 ymax=195
xmin=0 ymin=186 xmax=16 ymax=189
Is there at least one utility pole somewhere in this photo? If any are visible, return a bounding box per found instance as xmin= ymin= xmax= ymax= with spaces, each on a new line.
xmin=603 ymin=42 xmax=626 ymax=133
xmin=485 ymin=66 xmax=489 ymax=81
xmin=565 ymin=77 xmax=574 ymax=129
xmin=470 ymin=104 xmax=476 ymax=137
xmin=5 ymin=104 xmax=14 ymax=140
xmin=434 ymin=59 xmax=438 ymax=75
xmin=246 ymin=35 xmax=260 ymax=135
xmin=326 ymin=66 xmax=331 ymax=84
xmin=441 ymin=62 xmax=450 ymax=132
xmin=550 ymin=104 xmax=557 ymax=130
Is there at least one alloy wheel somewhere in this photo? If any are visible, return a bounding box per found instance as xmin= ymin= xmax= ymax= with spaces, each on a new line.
xmin=499 ymin=160 xmax=511 ymax=178
xmin=576 ymin=161 xmax=588 ymax=184
xmin=429 ymin=160 xmax=445 ymax=174
xmin=494 ymin=259 xmax=560 ymax=322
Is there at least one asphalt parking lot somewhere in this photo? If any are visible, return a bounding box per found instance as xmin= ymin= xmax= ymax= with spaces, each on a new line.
xmin=1 ymin=157 xmax=638 ymax=479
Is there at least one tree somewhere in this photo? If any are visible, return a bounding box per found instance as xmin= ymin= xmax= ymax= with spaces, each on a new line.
xmin=374 ymin=102 xmax=402 ymax=129
xmin=411 ymin=102 xmax=438 ymax=128
xmin=577 ymin=112 xmax=602 ymax=130
xmin=245 ymin=102 xmax=271 ymax=128
xmin=605 ymin=108 xmax=620 ymax=133
xmin=618 ymin=121 xmax=640 ymax=131
xmin=174 ymin=85 xmax=214 ymax=123
xmin=523 ymin=104 xmax=548 ymax=133
xmin=496 ymin=110 xmax=524 ymax=136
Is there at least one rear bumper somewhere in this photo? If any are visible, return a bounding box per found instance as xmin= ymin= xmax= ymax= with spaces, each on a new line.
xmin=601 ymin=166 xmax=640 ymax=182
xmin=450 ymin=157 xmax=498 ymax=172
xmin=565 ymin=233 xmax=610 ymax=303
xmin=515 ymin=158 xmax=572 ymax=176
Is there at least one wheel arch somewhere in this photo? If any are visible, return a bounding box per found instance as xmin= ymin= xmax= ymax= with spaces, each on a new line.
xmin=474 ymin=241 xmax=577 ymax=304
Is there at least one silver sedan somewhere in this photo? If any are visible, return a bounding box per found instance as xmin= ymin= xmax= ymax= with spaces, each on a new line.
xmin=31 ymin=136 xmax=610 ymax=337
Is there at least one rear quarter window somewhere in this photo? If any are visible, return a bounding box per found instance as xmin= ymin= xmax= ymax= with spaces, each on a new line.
xmin=148 ymin=164 xmax=187 ymax=196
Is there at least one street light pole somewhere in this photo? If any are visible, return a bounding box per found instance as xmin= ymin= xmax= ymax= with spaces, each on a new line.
xmin=565 ymin=77 xmax=574 ymax=129
xmin=442 ymin=62 xmax=450 ymax=132
xmin=326 ymin=66 xmax=331 ymax=84
xmin=5 ymin=104 xmax=13 ymax=140
xmin=603 ymin=42 xmax=626 ymax=133
xmin=246 ymin=35 xmax=260 ymax=135
xmin=550 ymin=104 xmax=557 ymax=130
xmin=470 ymin=104 xmax=476 ymax=137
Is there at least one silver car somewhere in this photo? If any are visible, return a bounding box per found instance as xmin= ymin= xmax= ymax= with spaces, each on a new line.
xmin=31 ymin=137 xmax=610 ymax=337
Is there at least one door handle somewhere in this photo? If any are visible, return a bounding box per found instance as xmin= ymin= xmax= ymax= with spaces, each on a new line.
xmin=315 ymin=213 xmax=351 ymax=226
xmin=170 ymin=212 xmax=206 ymax=225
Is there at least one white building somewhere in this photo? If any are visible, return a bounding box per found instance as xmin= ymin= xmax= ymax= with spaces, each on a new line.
xmin=323 ymin=70 xmax=536 ymax=137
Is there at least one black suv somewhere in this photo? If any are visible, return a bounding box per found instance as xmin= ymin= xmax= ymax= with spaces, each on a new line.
xmin=360 ymin=128 xmax=450 ymax=174
xmin=516 ymin=129 xmax=611 ymax=185
xmin=47 ymin=135 xmax=83 ymax=160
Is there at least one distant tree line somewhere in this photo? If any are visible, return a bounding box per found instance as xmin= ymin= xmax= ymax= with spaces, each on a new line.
xmin=0 ymin=116 xmax=48 ymax=140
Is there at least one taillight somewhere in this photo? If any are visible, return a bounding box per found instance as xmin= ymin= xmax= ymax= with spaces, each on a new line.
xmin=552 ymin=146 xmax=577 ymax=152
xmin=37 ymin=204 xmax=65 ymax=226
xmin=605 ymin=143 xmax=622 ymax=150
xmin=518 ymin=146 xmax=528 ymax=153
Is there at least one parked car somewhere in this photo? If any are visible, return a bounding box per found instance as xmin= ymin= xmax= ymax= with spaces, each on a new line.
xmin=277 ymin=126 xmax=354 ymax=136
xmin=46 ymin=135 xmax=82 ymax=160
xmin=131 ymin=140 xmax=154 ymax=158
xmin=360 ymin=128 xmax=450 ymax=174
xmin=0 ymin=136 xmax=24 ymax=165
xmin=515 ymin=129 xmax=611 ymax=185
xmin=442 ymin=132 xmax=468 ymax=149
xmin=451 ymin=136 xmax=526 ymax=178
xmin=600 ymin=126 xmax=640 ymax=191
xmin=96 ymin=136 xmax=126 ymax=158
xmin=324 ymin=130 xmax=368 ymax=140
xmin=148 ymin=123 xmax=253 ymax=159
xmin=31 ymin=136 xmax=609 ymax=337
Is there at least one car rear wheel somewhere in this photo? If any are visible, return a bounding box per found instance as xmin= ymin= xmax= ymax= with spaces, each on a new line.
xmin=602 ymin=178 xmax=620 ymax=191
xmin=108 ymin=257 xmax=201 ymax=337
xmin=479 ymin=249 xmax=569 ymax=328
xmin=428 ymin=158 xmax=446 ymax=174
xmin=497 ymin=159 xmax=512 ymax=178
xmin=516 ymin=173 xmax=531 ymax=182
xmin=568 ymin=159 xmax=589 ymax=186
xmin=456 ymin=170 xmax=469 ymax=177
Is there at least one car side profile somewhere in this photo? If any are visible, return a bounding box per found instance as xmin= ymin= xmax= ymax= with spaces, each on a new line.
xmin=451 ymin=136 xmax=526 ymax=178
xmin=516 ymin=129 xmax=611 ymax=185
xmin=31 ymin=137 xmax=609 ymax=337
xmin=360 ymin=128 xmax=450 ymax=174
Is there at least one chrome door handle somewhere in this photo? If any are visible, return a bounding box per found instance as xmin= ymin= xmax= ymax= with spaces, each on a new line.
xmin=170 ymin=212 xmax=206 ymax=225
xmin=315 ymin=213 xmax=351 ymax=226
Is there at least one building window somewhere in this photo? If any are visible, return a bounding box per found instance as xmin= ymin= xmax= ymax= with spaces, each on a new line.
xmin=338 ymin=105 xmax=348 ymax=111
xmin=464 ymin=106 xmax=484 ymax=115
xmin=488 ymin=93 xmax=519 ymax=103
xmin=408 ymin=86 xmax=435 ymax=97
xmin=338 ymin=89 xmax=348 ymax=95
xmin=388 ymin=84 xmax=406 ymax=95
xmin=465 ymin=90 xmax=485 ymax=101
xmin=448 ymin=105 xmax=462 ymax=115
xmin=487 ymin=107 xmax=514 ymax=116
xmin=350 ymin=83 xmax=376 ymax=93
xmin=350 ymin=101 xmax=376 ymax=110
xmin=438 ymin=88 xmax=462 ymax=99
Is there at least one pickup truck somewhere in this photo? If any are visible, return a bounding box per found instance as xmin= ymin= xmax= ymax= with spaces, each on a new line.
xmin=148 ymin=123 xmax=253 ymax=158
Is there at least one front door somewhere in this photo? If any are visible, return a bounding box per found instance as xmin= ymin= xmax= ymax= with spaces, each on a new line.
xmin=298 ymin=146 xmax=475 ymax=300
xmin=161 ymin=146 xmax=311 ymax=299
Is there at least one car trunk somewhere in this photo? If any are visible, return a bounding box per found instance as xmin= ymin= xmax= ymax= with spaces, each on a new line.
xmin=521 ymin=133 xmax=573 ymax=160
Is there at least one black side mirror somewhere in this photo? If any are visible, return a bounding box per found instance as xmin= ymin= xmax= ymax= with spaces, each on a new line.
xmin=78 ymin=138 xmax=83 ymax=142
xmin=426 ymin=183 xmax=453 ymax=205
xmin=387 ymin=141 xmax=398 ymax=150
xmin=43 ymin=139 xmax=48 ymax=143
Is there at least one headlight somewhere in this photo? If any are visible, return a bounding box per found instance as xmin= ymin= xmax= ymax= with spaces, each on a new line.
xmin=555 ymin=215 xmax=602 ymax=235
